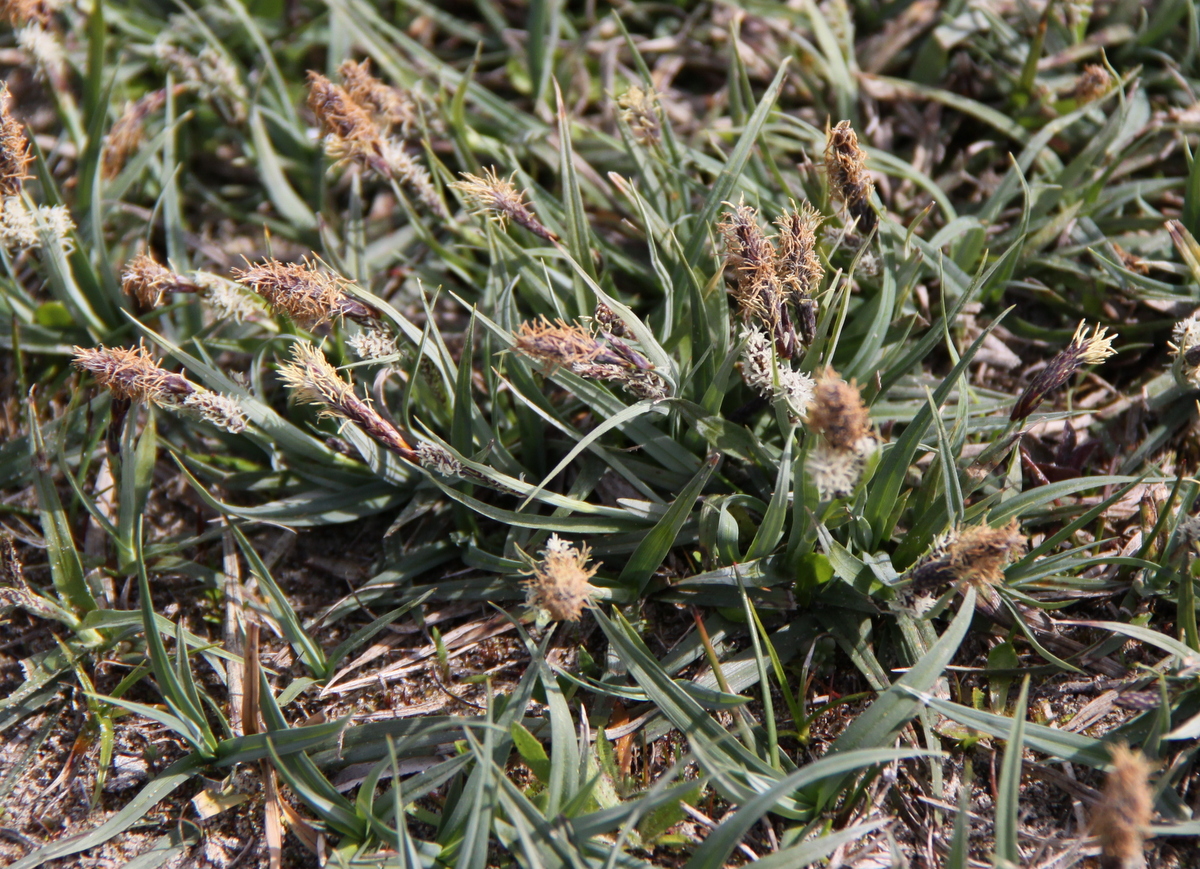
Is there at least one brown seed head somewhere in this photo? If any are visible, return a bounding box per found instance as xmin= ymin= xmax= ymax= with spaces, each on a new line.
xmin=807 ymin=369 xmax=870 ymax=451
xmin=1010 ymin=321 xmax=1116 ymax=421
xmin=451 ymin=167 xmax=558 ymax=243
xmin=909 ymin=519 xmax=1026 ymax=598
xmin=0 ymin=84 xmax=31 ymax=200
xmin=277 ymin=342 xmax=416 ymax=459
xmin=306 ymin=70 xmax=391 ymax=175
xmin=276 ymin=341 xmax=359 ymax=417
xmin=1091 ymin=743 xmax=1152 ymax=869
xmin=73 ymin=343 xmax=248 ymax=433
xmin=338 ymin=59 xmax=418 ymax=135
xmin=825 ymin=120 xmax=875 ymax=233
xmin=946 ymin=519 xmax=1026 ymax=589
xmin=122 ymin=253 xmax=198 ymax=309
xmin=0 ymin=0 xmax=53 ymax=26
xmin=1073 ymin=64 xmax=1113 ymax=103
xmin=776 ymin=202 xmax=824 ymax=296
xmin=776 ymin=202 xmax=823 ymax=344
xmin=525 ymin=534 xmax=600 ymax=621
xmin=515 ymin=317 xmax=612 ymax=371
xmin=233 ymin=258 xmax=376 ymax=329
xmin=102 ymin=89 xmax=169 ymax=180
xmin=73 ymin=343 xmax=190 ymax=405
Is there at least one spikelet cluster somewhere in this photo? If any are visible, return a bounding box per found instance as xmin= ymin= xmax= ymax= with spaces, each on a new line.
xmin=73 ymin=344 xmax=247 ymax=434
xmin=0 ymin=195 xmax=73 ymax=252
xmin=740 ymin=326 xmax=814 ymax=417
xmin=525 ymin=534 xmax=600 ymax=622
xmin=617 ymin=85 xmax=661 ymax=145
xmin=338 ymin=59 xmax=420 ymax=136
xmin=0 ymin=0 xmax=57 ymax=26
xmin=1091 ymin=743 xmax=1152 ymax=869
xmin=306 ymin=68 xmax=444 ymax=215
xmin=451 ymin=167 xmax=558 ymax=243
xmin=515 ymin=316 xmax=667 ymax=400
xmin=193 ymin=272 xmax=261 ymax=322
xmin=825 ymin=120 xmax=876 ymax=235
xmin=775 ymin=202 xmax=824 ymax=345
xmin=154 ymin=41 xmax=248 ymax=122
xmin=804 ymin=370 xmax=877 ymax=499
xmin=17 ymin=22 xmax=65 ymax=86
xmin=720 ymin=200 xmax=824 ymax=359
xmin=1010 ymin=321 xmax=1116 ymax=421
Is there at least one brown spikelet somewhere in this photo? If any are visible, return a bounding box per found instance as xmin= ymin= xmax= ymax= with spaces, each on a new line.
xmin=122 ymin=253 xmax=199 ymax=309
xmin=0 ymin=84 xmax=31 ymax=200
xmin=0 ymin=0 xmax=53 ymax=26
xmin=515 ymin=317 xmax=617 ymax=371
xmin=514 ymin=317 xmax=666 ymax=399
xmin=908 ymin=519 xmax=1026 ymax=597
xmin=1072 ymin=64 xmax=1113 ymax=103
xmin=72 ymin=344 xmax=248 ymax=433
xmin=1091 ymin=743 xmax=1152 ymax=869
xmin=73 ymin=343 xmax=183 ymax=405
xmin=525 ymin=535 xmax=600 ymax=621
xmin=945 ymin=519 xmax=1026 ymax=589
xmin=1010 ymin=321 xmax=1116 ymax=421
xmin=452 ymin=168 xmax=558 ymax=243
xmin=338 ymin=59 xmax=418 ymax=135
xmin=102 ymin=89 xmax=170 ymax=180
xmin=825 ymin=120 xmax=875 ymax=234
xmin=776 ymin=202 xmax=824 ymax=344
xmin=277 ymin=342 xmax=416 ymax=461
xmin=807 ymin=369 xmax=870 ymax=451
xmin=306 ymin=71 xmax=396 ymax=178
xmin=719 ymin=202 xmax=779 ymax=323
xmin=719 ymin=201 xmax=800 ymax=356
xmin=233 ymin=258 xmax=378 ymax=329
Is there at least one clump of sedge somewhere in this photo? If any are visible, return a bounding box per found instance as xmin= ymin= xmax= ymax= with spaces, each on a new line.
xmin=1091 ymin=743 xmax=1152 ymax=869
xmin=73 ymin=344 xmax=247 ymax=434
xmin=525 ymin=534 xmax=600 ymax=622
xmin=452 ymin=167 xmax=559 ymax=244
xmin=515 ymin=316 xmax=667 ymax=400
xmin=804 ymin=369 xmax=877 ymax=498
xmin=1010 ymin=321 xmax=1116 ymax=421
xmin=825 ymin=120 xmax=876 ymax=235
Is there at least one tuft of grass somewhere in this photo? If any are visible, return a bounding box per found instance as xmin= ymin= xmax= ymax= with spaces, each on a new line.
xmin=1 ymin=0 xmax=1200 ymax=867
